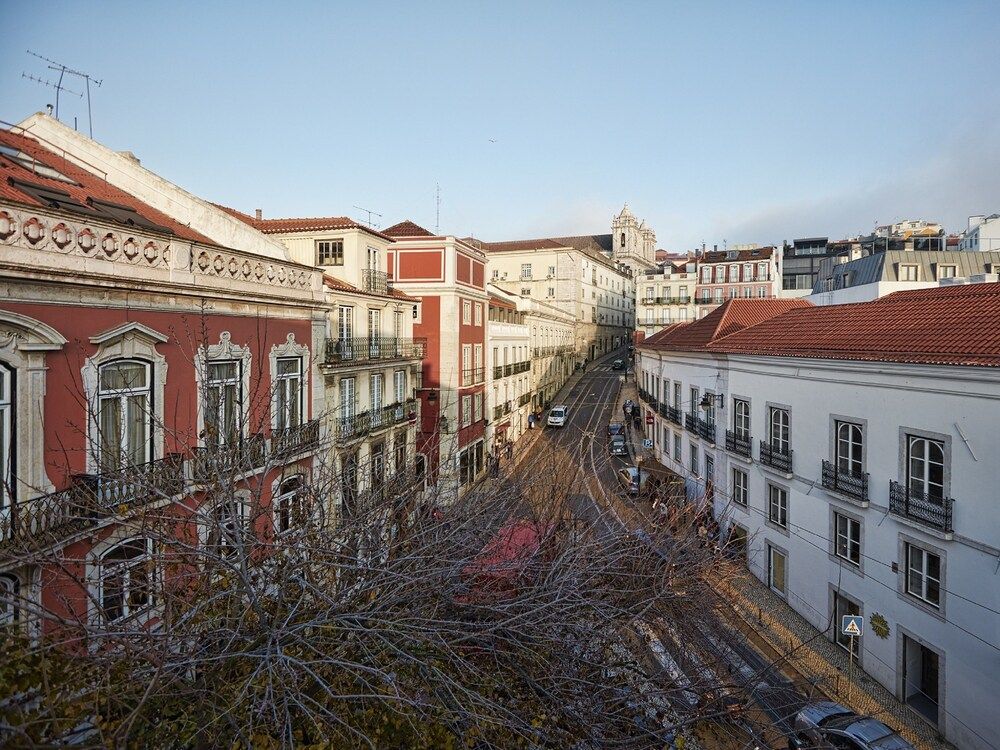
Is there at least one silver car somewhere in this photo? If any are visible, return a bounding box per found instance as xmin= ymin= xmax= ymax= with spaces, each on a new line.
xmin=789 ymin=701 xmax=914 ymax=750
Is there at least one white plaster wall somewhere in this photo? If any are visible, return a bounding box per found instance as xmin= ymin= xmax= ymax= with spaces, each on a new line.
xmin=804 ymin=281 xmax=936 ymax=306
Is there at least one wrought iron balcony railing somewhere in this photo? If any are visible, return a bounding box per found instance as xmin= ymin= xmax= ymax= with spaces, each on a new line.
xmin=192 ymin=435 xmax=267 ymax=482
xmin=889 ymin=480 xmax=954 ymax=533
xmin=1 ymin=455 xmax=186 ymax=546
xmin=323 ymin=337 xmax=425 ymax=366
xmin=821 ymin=460 xmax=869 ymax=504
xmin=685 ymin=413 xmax=698 ymax=434
xmin=334 ymin=400 xmax=417 ymax=443
xmin=697 ymin=419 xmax=716 ymax=444
xmin=461 ymin=367 xmax=485 ymax=387
xmin=725 ymin=430 xmax=751 ymax=458
xmin=362 ymin=268 xmax=390 ymax=295
xmin=759 ymin=440 xmax=793 ymax=473
xmin=493 ymin=365 xmax=504 ymax=380
xmin=665 ymin=405 xmax=681 ymax=425
xmin=271 ymin=419 xmax=320 ymax=459
xmin=518 ymin=393 xmax=531 ymax=406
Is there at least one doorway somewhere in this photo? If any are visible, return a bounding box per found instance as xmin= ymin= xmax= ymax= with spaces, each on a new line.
xmin=902 ymin=634 xmax=940 ymax=725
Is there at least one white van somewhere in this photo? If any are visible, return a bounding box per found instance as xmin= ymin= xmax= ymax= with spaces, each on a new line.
xmin=547 ymin=405 xmax=568 ymax=427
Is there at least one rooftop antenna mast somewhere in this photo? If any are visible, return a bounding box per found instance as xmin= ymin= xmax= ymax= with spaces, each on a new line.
xmin=21 ymin=72 xmax=83 ymax=114
xmin=25 ymin=50 xmax=102 ymax=137
xmin=435 ymin=183 xmax=441 ymax=234
xmin=353 ymin=205 xmax=382 ymax=229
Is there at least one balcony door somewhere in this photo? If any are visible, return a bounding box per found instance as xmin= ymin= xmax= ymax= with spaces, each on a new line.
xmin=368 ymin=309 xmax=381 ymax=358
xmin=907 ymin=436 xmax=944 ymax=500
xmin=205 ymin=361 xmax=242 ymax=448
xmin=97 ymin=360 xmax=151 ymax=472
xmin=836 ymin=421 xmax=863 ymax=475
xmin=370 ymin=374 xmax=384 ymax=428
xmin=338 ymin=306 xmax=354 ymax=360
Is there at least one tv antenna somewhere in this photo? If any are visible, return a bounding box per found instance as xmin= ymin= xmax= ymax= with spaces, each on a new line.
xmin=435 ymin=183 xmax=441 ymax=234
xmin=353 ymin=205 xmax=382 ymax=229
xmin=25 ymin=50 xmax=103 ymax=137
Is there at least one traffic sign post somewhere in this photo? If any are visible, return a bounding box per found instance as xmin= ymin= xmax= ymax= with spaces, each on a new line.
xmin=842 ymin=615 xmax=863 ymax=701
xmin=642 ymin=438 xmax=653 ymax=449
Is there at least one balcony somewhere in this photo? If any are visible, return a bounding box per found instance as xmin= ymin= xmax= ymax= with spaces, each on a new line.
xmin=362 ymin=268 xmax=390 ymax=295
xmin=697 ymin=419 xmax=716 ymax=444
xmin=685 ymin=413 xmax=698 ymax=434
xmin=492 ymin=401 xmax=513 ymax=420
xmin=725 ymin=430 xmax=751 ymax=458
xmin=461 ymin=367 xmax=485 ymax=387
xmin=665 ymin=404 xmax=681 ymax=425
xmin=493 ymin=365 xmax=504 ymax=380
xmin=759 ymin=440 xmax=793 ymax=473
xmin=271 ymin=419 xmax=320 ymax=460
xmin=1 ymin=456 xmax=186 ymax=546
xmin=334 ymin=400 xmax=417 ymax=443
xmin=889 ymin=481 xmax=954 ymax=534
xmin=515 ymin=361 xmax=531 ymax=373
xmin=191 ymin=434 xmax=267 ymax=482
xmin=821 ymin=460 xmax=869 ymax=504
xmin=323 ymin=337 xmax=425 ymax=367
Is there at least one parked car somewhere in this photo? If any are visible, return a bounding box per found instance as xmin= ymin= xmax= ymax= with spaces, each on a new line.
xmin=609 ymin=435 xmax=628 ymax=456
xmin=547 ymin=405 xmax=568 ymax=428
xmin=789 ymin=701 xmax=915 ymax=750
xmin=615 ymin=466 xmax=654 ymax=496
xmin=612 ymin=358 xmax=625 ymax=370
xmin=607 ymin=422 xmax=626 ymax=440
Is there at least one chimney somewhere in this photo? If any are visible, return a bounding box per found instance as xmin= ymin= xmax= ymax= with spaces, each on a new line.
xmin=255 ymin=209 xmax=263 ymax=220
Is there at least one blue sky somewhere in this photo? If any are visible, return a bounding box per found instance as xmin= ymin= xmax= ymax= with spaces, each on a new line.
xmin=3 ymin=1 xmax=999 ymax=249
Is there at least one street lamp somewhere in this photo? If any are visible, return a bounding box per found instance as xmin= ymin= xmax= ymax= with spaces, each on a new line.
xmin=699 ymin=393 xmax=724 ymax=411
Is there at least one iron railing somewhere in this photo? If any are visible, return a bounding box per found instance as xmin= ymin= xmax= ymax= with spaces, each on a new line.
xmin=518 ymin=393 xmax=531 ymax=406
xmin=191 ymin=435 xmax=267 ymax=482
xmin=492 ymin=402 xmax=512 ymax=420
xmin=334 ymin=399 xmax=417 ymax=443
xmin=759 ymin=440 xmax=793 ymax=473
xmin=271 ymin=419 xmax=320 ymax=459
xmin=323 ymin=337 xmax=425 ymax=366
xmin=697 ymin=419 xmax=716 ymax=444
xmin=1 ymin=455 xmax=185 ymax=545
xmin=889 ymin=480 xmax=954 ymax=533
xmin=362 ymin=269 xmax=390 ymax=295
xmin=725 ymin=430 xmax=752 ymax=458
xmin=685 ymin=413 xmax=698 ymax=434
xmin=493 ymin=365 xmax=504 ymax=380
xmin=461 ymin=367 xmax=485 ymax=386
xmin=821 ymin=460 xmax=869 ymax=504
xmin=665 ymin=405 xmax=681 ymax=425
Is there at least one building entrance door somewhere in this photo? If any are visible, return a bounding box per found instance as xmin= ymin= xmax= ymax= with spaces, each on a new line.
xmin=903 ymin=635 xmax=940 ymax=725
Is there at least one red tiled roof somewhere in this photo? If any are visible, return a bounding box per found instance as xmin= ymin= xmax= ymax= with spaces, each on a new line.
xmin=642 ymin=284 xmax=1000 ymax=368
xmin=641 ymin=298 xmax=810 ymax=351
xmin=383 ymin=220 xmax=434 ymax=238
xmin=489 ymin=294 xmax=517 ymax=311
xmin=389 ymin=286 xmax=420 ymax=302
xmin=322 ymin=274 xmax=359 ymax=293
xmin=0 ymin=128 xmax=215 ymax=245
xmin=216 ymin=204 xmax=394 ymax=241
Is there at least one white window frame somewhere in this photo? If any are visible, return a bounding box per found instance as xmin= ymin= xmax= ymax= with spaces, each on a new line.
xmin=0 ymin=363 xmax=14 ymax=511
xmin=461 ymin=395 xmax=472 ymax=428
xmin=769 ymin=407 xmax=790 ymax=453
xmin=474 ymin=303 xmax=483 ymax=327
xmin=274 ymin=475 xmax=312 ymax=535
xmin=733 ymin=398 xmax=750 ymax=438
xmin=732 ymin=467 xmax=748 ymax=506
xmin=768 ymin=544 xmax=786 ymax=596
xmin=767 ymin=484 xmax=788 ymax=529
xmin=316 ymin=239 xmax=344 ymax=266
xmin=269 ymin=333 xmax=310 ymax=432
xmin=462 ymin=300 xmax=472 ymax=325
xmin=907 ymin=435 xmax=945 ymax=499
xmin=97 ymin=537 xmax=157 ymax=624
xmin=196 ymin=331 xmax=251 ymax=450
xmin=905 ymin=543 xmax=941 ymax=608
xmin=394 ymin=370 xmax=406 ymax=404
xmin=96 ymin=359 xmax=153 ymax=472
xmin=836 ymin=420 xmax=864 ymax=475
xmin=834 ymin=512 xmax=861 ymax=566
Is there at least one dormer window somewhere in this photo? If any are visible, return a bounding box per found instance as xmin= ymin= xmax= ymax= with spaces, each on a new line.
xmin=316 ymin=240 xmax=344 ymax=266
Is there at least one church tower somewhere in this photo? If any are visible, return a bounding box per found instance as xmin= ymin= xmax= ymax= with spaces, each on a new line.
xmin=612 ymin=204 xmax=657 ymax=271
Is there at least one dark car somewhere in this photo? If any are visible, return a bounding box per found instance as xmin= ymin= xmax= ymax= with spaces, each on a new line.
xmin=790 ymin=701 xmax=915 ymax=750
xmin=609 ymin=435 xmax=628 ymax=456
xmin=616 ymin=466 xmax=657 ymax=496
xmin=607 ymin=422 xmax=626 ymax=440
xmin=612 ymin=359 xmax=626 ymax=370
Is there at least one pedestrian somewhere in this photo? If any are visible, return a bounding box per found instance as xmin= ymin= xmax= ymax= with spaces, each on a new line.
xmin=505 ymin=440 xmax=513 ymax=461
xmin=528 ymin=413 xmax=535 ymax=430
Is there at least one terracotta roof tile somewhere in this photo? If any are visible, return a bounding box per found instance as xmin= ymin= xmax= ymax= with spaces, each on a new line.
xmin=489 ymin=294 xmax=518 ymax=311
xmin=641 ymin=298 xmax=810 ymax=351
xmin=478 ymin=238 xmax=569 ymax=252
xmin=216 ymin=204 xmax=394 ymax=241
xmin=701 ymin=246 xmax=775 ymax=263
xmin=383 ymin=220 xmax=435 ymax=237
xmin=0 ymin=128 xmax=215 ymax=245
xmin=641 ymin=284 xmax=1000 ymax=368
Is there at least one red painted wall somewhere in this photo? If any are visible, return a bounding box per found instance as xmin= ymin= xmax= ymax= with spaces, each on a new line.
xmin=398 ymin=250 xmax=444 ymax=281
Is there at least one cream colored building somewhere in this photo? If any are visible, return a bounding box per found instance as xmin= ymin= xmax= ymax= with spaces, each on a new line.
xmin=219 ymin=210 xmax=423 ymax=514
xmin=611 ymin=203 xmax=658 ymax=274
xmin=636 ymin=257 xmax=698 ymax=338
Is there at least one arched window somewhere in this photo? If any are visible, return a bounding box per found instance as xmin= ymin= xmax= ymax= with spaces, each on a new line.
xmin=208 ymin=495 xmax=248 ymax=559
xmin=99 ymin=538 xmax=156 ymax=623
xmin=0 ymin=572 xmax=19 ymax=625
xmin=0 ymin=362 xmax=13 ymax=509
xmin=97 ymin=360 xmax=151 ymax=472
xmin=769 ymin=408 xmax=790 ymax=453
xmin=907 ymin=437 xmax=944 ymax=499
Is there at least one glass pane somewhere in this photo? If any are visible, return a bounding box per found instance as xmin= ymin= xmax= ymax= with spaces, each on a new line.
xmin=222 ymin=384 xmax=238 ymax=443
xmin=101 ymin=362 xmax=147 ymax=391
xmin=289 ymin=378 xmax=300 ymax=427
xmin=277 ymin=359 xmax=299 ymax=376
xmin=102 ymin=570 xmax=123 ymax=621
xmin=276 ymin=381 xmax=287 ymax=431
xmin=99 ymin=397 xmax=122 ymax=471
xmin=209 ymin=362 xmax=237 ymax=382
xmin=126 ymin=395 xmax=148 ymax=465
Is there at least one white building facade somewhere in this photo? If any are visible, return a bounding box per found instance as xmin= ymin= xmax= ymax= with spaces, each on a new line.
xmin=636 ymin=258 xmax=698 ymax=338
xmin=637 ymin=291 xmax=1000 ymax=750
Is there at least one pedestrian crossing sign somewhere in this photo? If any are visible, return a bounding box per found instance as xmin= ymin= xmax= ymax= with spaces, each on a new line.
xmin=842 ymin=615 xmax=863 ymax=637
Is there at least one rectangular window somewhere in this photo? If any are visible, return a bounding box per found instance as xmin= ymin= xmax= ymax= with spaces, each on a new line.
xmin=492 ymin=269 xmax=500 ymax=279
xmin=521 ymin=288 xmax=531 ymax=296
xmin=473 ymin=392 xmax=483 ymax=422
xmin=834 ymin=512 xmax=861 ymax=566
xmin=340 ymin=377 xmax=355 ymax=419
xmin=679 ymin=285 xmax=689 ymax=302
xmin=728 ymin=265 xmax=739 ymax=282
xmin=316 ymin=239 xmax=344 ymax=265
xmin=768 ymin=484 xmax=788 ymax=528
xmin=205 ymin=361 xmax=241 ymax=447
xmin=338 ymin=305 xmax=354 ymax=342
xmin=274 ymin=357 xmax=302 ymax=431
xmin=520 ymin=263 xmax=532 ymax=280
xmin=757 ymin=262 xmax=767 ymax=279
xmin=370 ymin=373 xmax=383 ymax=413
xmin=937 ymin=265 xmax=957 ymax=279
xmin=732 ymin=468 xmax=748 ymax=506
xmin=689 ymin=387 xmax=699 ymax=416
xmin=834 ymin=592 xmax=861 ymax=658
xmin=462 ymin=300 xmax=472 ymax=325
xmin=690 ymin=443 xmax=699 ymax=475
xmin=394 ymin=310 xmax=404 ymax=343
xmin=547 ymin=265 xmax=556 ymax=276
xmin=701 ymin=267 xmax=711 ymax=283
xmin=663 ymin=425 xmax=670 ymax=456
xmin=905 ymin=543 xmax=941 ymax=607
xmin=899 ymin=264 xmax=919 ymax=281
xmin=394 ymin=370 xmax=406 ymax=403
xmin=461 ymin=395 xmax=472 ymax=428
xmin=0 ymin=367 xmax=11 ymax=511
xmin=368 ymin=309 xmax=381 ymax=356
xmin=768 ymin=545 xmax=786 ymax=595
xmin=673 ymin=382 xmax=681 ymax=408
xmin=547 ymin=287 xmax=555 ymax=298
xmin=474 ymin=303 xmax=483 ymax=326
